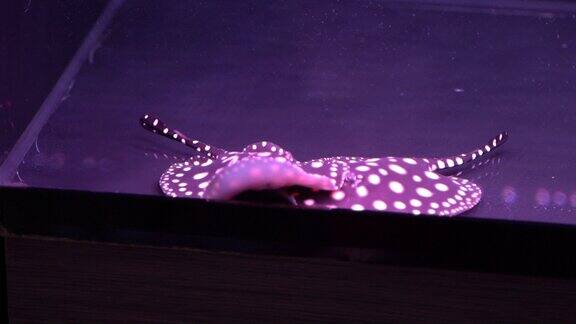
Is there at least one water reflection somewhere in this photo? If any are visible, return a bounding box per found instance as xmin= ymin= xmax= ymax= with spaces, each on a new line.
xmin=553 ymin=191 xmax=567 ymax=206
xmin=535 ymin=188 xmax=551 ymax=206
xmin=501 ymin=186 xmax=517 ymax=204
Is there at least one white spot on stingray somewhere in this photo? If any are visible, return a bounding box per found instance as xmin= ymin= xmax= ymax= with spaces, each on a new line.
xmin=304 ymin=199 xmax=315 ymax=206
xmin=430 ymin=202 xmax=439 ymax=209
xmin=456 ymin=157 xmax=464 ymax=165
xmin=311 ymin=161 xmax=323 ymax=168
xmin=172 ymin=179 xmax=180 ymax=183
xmin=412 ymin=210 xmax=421 ymax=215
xmin=435 ymin=183 xmax=449 ymax=192
xmin=198 ymin=181 xmax=209 ymax=189
xmin=448 ymin=198 xmax=457 ymax=204
xmin=409 ymin=199 xmax=422 ymax=207
xmin=478 ymin=150 xmax=483 ymax=156
xmin=205 ymin=145 xmax=211 ymax=151
xmin=493 ymin=139 xmax=497 ymax=147
xmin=378 ymin=168 xmax=389 ymax=176
xmin=262 ymin=141 xmax=267 ymax=147
xmin=403 ymin=158 xmax=417 ymax=165
xmin=173 ymin=133 xmax=178 ymax=139
xmin=499 ymin=134 xmax=503 ymax=141
xmin=178 ymin=182 xmax=188 ymax=187
xmin=368 ymin=174 xmax=381 ymax=185
xmin=163 ymin=128 xmax=169 ymax=134
xmin=412 ymin=175 xmax=422 ymax=182
xmin=330 ymin=172 xmax=338 ymax=177
xmin=181 ymin=138 xmax=186 ymax=144
xmin=185 ymin=191 xmax=193 ymax=196
xmin=388 ymin=164 xmax=406 ymax=175
xmin=351 ymin=204 xmax=364 ymax=211
xmin=437 ymin=160 xmax=446 ymax=169
xmin=472 ymin=153 xmax=477 ymax=160
xmin=252 ymin=144 xmax=257 ymax=150
xmin=175 ymin=173 xmax=184 ymax=178
xmin=331 ymin=191 xmax=345 ymax=201
xmin=393 ymin=201 xmax=406 ymax=210
xmin=416 ymin=187 xmax=433 ymax=198
xmin=193 ymin=172 xmax=209 ymax=180
xmin=276 ymin=157 xmax=287 ymax=163
xmin=271 ymin=146 xmax=277 ymax=152
xmin=365 ymin=158 xmax=380 ymax=162
xmin=427 ymin=209 xmax=436 ymax=214
xmin=373 ymin=200 xmax=387 ymax=210
xmin=425 ymin=171 xmax=439 ymax=180
xmin=355 ymin=165 xmax=370 ymax=172
xmin=389 ymin=181 xmax=404 ymax=194
xmin=356 ymin=186 xmax=368 ymax=197
xmin=442 ymin=202 xmax=451 ymax=208
xmin=257 ymin=152 xmax=271 ymax=157
xmin=153 ymin=119 xmax=158 ymax=126
xmin=446 ymin=159 xmax=454 ymax=167
xmin=201 ymin=160 xmax=213 ymax=167
xmin=179 ymin=188 xmax=186 ymax=192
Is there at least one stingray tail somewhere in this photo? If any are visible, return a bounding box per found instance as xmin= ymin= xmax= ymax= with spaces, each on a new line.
xmin=428 ymin=131 xmax=509 ymax=172
xmin=140 ymin=114 xmax=226 ymax=159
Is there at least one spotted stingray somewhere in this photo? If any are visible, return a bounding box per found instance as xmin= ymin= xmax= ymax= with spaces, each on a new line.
xmin=141 ymin=114 xmax=508 ymax=216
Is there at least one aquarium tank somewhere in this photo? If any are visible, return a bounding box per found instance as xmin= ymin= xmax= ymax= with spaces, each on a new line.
xmin=3 ymin=1 xmax=576 ymax=323
xmin=2 ymin=0 xmax=576 ymax=224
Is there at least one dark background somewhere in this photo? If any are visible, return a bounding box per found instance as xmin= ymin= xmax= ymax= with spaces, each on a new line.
xmin=0 ymin=1 xmax=108 ymax=321
xmin=0 ymin=0 xmax=108 ymax=163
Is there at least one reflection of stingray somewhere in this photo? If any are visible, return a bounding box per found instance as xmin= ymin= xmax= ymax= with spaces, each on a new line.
xmin=133 ymin=138 xmax=191 ymax=162
xmin=453 ymin=155 xmax=504 ymax=181
xmin=141 ymin=114 xmax=508 ymax=216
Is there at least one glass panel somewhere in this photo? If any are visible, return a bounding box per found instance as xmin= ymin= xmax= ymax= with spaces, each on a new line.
xmin=3 ymin=0 xmax=576 ymax=224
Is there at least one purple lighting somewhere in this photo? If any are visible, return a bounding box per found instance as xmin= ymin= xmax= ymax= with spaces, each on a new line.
xmin=501 ymin=186 xmax=517 ymax=204
xmin=553 ymin=191 xmax=567 ymax=206
xmin=535 ymin=188 xmax=551 ymax=206
xmin=141 ymin=114 xmax=509 ymax=217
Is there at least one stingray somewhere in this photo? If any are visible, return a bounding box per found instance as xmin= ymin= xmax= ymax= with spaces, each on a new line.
xmin=141 ymin=114 xmax=508 ymax=216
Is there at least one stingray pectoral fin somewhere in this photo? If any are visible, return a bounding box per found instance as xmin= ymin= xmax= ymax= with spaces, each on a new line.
xmin=293 ymin=156 xmax=482 ymax=216
xmin=204 ymin=157 xmax=337 ymax=200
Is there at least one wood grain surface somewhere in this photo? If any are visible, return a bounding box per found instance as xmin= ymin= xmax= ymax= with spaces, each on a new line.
xmin=5 ymin=236 xmax=576 ymax=323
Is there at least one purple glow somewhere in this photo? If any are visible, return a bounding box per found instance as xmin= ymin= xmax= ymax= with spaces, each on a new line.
xmin=570 ymin=193 xmax=576 ymax=208
xmin=501 ymin=186 xmax=517 ymax=204
xmin=141 ymin=114 xmax=509 ymax=217
xmin=553 ymin=191 xmax=567 ymax=206
xmin=535 ymin=188 xmax=551 ymax=206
